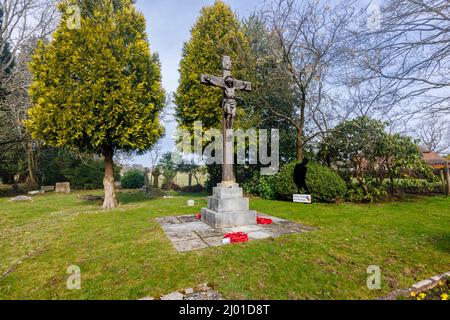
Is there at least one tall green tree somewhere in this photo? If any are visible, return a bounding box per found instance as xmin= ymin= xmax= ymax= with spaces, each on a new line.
xmin=175 ymin=0 xmax=249 ymax=130
xmin=26 ymin=0 xmax=165 ymax=209
xmin=174 ymin=1 xmax=250 ymax=188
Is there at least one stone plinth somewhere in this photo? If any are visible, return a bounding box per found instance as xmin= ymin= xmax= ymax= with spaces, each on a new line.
xmin=201 ymin=183 xmax=256 ymax=228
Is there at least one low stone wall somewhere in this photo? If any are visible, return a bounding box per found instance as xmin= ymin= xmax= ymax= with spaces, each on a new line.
xmin=379 ymin=271 xmax=450 ymax=300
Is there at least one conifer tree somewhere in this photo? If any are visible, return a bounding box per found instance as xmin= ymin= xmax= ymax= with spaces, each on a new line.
xmin=26 ymin=0 xmax=165 ymax=209
xmin=175 ymin=0 xmax=249 ymax=130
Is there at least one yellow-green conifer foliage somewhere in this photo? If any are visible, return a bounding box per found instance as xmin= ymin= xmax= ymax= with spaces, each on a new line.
xmin=26 ymin=0 xmax=165 ymax=209
xmin=175 ymin=0 xmax=249 ymax=130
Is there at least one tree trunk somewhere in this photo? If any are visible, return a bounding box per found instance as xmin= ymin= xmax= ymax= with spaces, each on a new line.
xmin=152 ymin=171 xmax=160 ymax=189
xmin=356 ymin=176 xmax=369 ymax=195
xmin=295 ymin=93 xmax=306 ymax=162
xmin=188 ymin=173 xmax=192 ymax=187
xmin=25 ymin=141 xmax=38 ymax=188
xmin=296 ymin=128 xmax=304 ymax=162
xmin=102 ymin=147 xmax=118 ymax=210
xmin=440 ymin=169 xmax=446 ymax=193
xmin=194 ymin=174 xmax=199 ymax=185
xmin=444 ymin=166 xmax=450 ymax=196
xmin=386 ymin=163 xmax=395 ymax=195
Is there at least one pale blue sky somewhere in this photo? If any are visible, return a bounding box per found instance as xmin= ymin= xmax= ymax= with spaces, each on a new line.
xmin=129 ymin=0 xmax=264 ymax=167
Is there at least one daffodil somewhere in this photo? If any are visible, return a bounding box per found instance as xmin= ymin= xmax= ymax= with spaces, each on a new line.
xmin=418 ymin=293 xmax=427 ymax=300
xmin=441 ymin=293 xmax=449 ymax=301
xmin=410 ymin=292 xmax=416 ymax=297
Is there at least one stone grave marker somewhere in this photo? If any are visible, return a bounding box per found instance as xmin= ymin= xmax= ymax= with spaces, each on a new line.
xmin=55 ymin=182 xmax=71 ymax=193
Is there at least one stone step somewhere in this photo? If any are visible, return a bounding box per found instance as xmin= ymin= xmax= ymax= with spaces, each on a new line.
xmin=208 ymin=196 xmax=249 ymax=213
xmin=212 ymin=186 xmax=243 ymax=199
xmin=201 ymin=208 xmax=257 ymax=228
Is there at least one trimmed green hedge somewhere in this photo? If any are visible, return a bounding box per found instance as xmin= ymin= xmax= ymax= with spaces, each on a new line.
xmin=274 ymin=161 xmax=347 ymax=203
xmin=121 ymin=170 xmax=145 ymax=189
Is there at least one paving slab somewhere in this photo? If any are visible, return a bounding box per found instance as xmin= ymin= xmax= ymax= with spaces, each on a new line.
xmin=196 ymin=229 xmax=226 ymax=239
xmin=166 ymin=231 xmax=200 ymax=242
xmin=173 ymin=239 xmax=209 ymax=252
xmin=222 ymin=225 xmax=263 ymax=234
xmin=257 ymin=214 xmax=286 ymax=223
xmin=203 ymin=236 xmax=227 ymax=247
xmin=164 ymin=221 xmax=213 ymax=233
xmin=248 ymin=231 xmax=274 ymax=240
xmin=178 ymin=215 xmax=199 ymax=223
xmin=156 ymin=214 xmax=314 ymax=252
xmin=156 ymin=216 xmax=181 ymax=225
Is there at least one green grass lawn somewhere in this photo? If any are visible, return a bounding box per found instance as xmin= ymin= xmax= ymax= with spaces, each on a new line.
xmin=0 ymin=190 xmax=449 ymax=300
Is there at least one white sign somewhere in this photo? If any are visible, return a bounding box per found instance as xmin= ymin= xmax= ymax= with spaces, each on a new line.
xmin=293 ymin=194 xmax=312 ymax=204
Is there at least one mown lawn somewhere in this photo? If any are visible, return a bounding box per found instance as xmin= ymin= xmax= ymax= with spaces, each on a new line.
xmin=0 ymin=191 xmax=449 ymax=300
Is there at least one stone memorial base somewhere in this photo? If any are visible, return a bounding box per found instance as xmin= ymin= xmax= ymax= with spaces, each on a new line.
xmin=201 ymin=183 xmax=256 ymax=229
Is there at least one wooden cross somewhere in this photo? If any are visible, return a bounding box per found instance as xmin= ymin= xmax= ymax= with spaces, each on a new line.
xmin=200 ymin=56 xmax=252 ymax=185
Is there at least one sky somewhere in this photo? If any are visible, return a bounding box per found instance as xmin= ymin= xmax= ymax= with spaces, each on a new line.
xmin=128 ymin=0 xmax=263 ymax=168
xmin=128 ymin=0 xmax=449 ymax=167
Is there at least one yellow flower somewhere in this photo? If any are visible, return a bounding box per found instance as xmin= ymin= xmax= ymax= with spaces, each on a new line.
xmin=410 ymin=292 xmax=416 ymax=297
xmin=442 ymin=293 xmax=449 ymax=301
xmin=418 ymin=293 xmax=427 ymax=300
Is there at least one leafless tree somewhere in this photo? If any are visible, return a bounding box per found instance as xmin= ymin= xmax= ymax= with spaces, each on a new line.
xmin=417 ymin=119 xmax=450 ymax=154
xmin=148 ymin=143 xmax=162 ymax=171
xmin=0 ymin=0 xmax=58 ymax=184
xmin=252 ymin=0 xmax=357 ymax=161
xmin=351 ymin=0 xmax=450 ymax=117
xmin=0 ymin=0 xmax=58 ymax=95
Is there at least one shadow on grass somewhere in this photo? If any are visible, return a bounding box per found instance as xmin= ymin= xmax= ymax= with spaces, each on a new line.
xmin=118 ymin=191 xmax=152 ymax=205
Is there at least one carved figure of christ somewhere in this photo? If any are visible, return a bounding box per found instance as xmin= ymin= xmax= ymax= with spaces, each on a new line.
xmin=200 ymin=56 xmax=252 ymax=185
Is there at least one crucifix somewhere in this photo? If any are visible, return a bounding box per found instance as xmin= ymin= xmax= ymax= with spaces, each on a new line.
xmin=201 ymin=56 xmax=252 ymax=186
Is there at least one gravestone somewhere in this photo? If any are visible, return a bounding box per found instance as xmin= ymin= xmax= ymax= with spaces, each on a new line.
xmin=28 ymin=190 xmax=44 ymax=195
xmin=41 ymin=186 xmax=55 ymax=192
xmin=200 ymin=56 xmax=256 ymax=228
xmin=55 ymin=182 xmax=71 ymax=193
xmin=10 ymin=196 xmax=32 ymax=202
